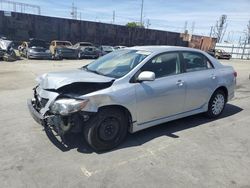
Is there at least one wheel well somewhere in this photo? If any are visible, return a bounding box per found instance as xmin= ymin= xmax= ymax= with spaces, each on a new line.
xmin=98 ymin=105 xmax=133 ymax=129
xmin=215 ymin=86 xmax=228 ymax=102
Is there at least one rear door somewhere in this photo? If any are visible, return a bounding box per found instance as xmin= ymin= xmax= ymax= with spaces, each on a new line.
xmin=181 ymin=51 xmax=217 ymax=112
xmin=135 ymin=52 xmax=186 ymax=125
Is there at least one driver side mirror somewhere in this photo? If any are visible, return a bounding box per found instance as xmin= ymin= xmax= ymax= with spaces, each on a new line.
xmin=137 ymin=71 xmax=155 ymax=82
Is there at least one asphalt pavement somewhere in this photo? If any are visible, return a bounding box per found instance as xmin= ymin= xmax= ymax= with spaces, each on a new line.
xmin=0 ymin=58 xmax=250 ymax=188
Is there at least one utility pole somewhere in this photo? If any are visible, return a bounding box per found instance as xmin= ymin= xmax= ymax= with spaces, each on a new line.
xmin=247 ymin=20 xmax=250 ymax=44
xmin=183 ymin=21 xmax=188 ymax=33
xmin=191 ymin=21 xmax=195 ymax=35
xmin=71 ymin=1 xmax=77 ymax=20
xmin=140 ymin=0 xmax=144 ymax=27
xmin=213 ymin=14 xmax=227 ymax=42
xmin=146 ymin=19 xmax=151 ymax=29
xmin=112 ymin=10 xmax=115 ymax=24
xmin=210 ymin=26 xmax=213 ymax=37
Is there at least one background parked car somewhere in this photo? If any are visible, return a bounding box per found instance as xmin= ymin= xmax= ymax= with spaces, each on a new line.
xmin=98 ymin=45 xmax=115 ymax=56
xmin=50 ymin=40 xmax=78 ymax=60
xmin=74 ymin=42 xmax=100 ymax=59
xmin=18 ymin=39 xmax=51 ymax=59
xmin=0 ymin=38 xmax=17 ymax=61
xmin=207 ymin=49 xmax=231 ymax=60
xmin=114 ymin=46 xmax=127 ymax=50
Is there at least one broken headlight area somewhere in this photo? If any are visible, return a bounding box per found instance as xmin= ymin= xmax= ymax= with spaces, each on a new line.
xmin=50 ymin=98 xmax=89 ymax=116
xmin=46 ymin=112 xmax=89 ymax=136
xmin=46 ymin=99 xmax=90 ymax=136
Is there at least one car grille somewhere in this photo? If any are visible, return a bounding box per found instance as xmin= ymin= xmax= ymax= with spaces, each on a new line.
xmin=40 ymin=98 xmax=49 ymax=108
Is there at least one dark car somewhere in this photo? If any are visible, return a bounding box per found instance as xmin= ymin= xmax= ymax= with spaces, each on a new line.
xmin=207 ymin=49 xmax=231 ymax=60
xmin=98 ymin=45 xmax=115 ymax=56
xmin=74 ymin=42 xmax=100 ymax=59
xmin=18 ymin=39 xmax=52 ymax=59
xmin=0 ymin=49 xmax=5 ymax=59
xmin=50 ymin=40 xmax=78 ymax=60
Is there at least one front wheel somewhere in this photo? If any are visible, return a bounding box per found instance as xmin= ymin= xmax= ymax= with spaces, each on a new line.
xmin=205 ymin=90 xmax=226 ymax=118
xmin=84 ymin=108 xmax=128 ymax=151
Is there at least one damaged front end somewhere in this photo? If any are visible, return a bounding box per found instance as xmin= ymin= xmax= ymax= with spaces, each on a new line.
xmin=28 ymin=82 xmax=113 ymax=136
xmin=28 ymin=69 xmax=114 ymax=136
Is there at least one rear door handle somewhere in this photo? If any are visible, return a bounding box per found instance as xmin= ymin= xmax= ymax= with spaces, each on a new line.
xmin=176 ymin=80 xmax=184 ymax=86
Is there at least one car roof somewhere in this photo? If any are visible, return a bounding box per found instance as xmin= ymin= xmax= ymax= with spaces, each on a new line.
xmin=53 ymin=40 xmax=71 ymax=43
xmin=129 ymin=45 xmax=204 ymax=54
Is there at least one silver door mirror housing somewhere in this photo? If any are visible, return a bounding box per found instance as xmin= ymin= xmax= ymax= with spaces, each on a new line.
xmin=137 ymin=71 xmax=155 ymax=82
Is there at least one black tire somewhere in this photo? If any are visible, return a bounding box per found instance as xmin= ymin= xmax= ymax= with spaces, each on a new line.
xmin=205 ymin=90 xmax=226 ymax=118
xmin=84 ymin=108 xmax=128 ymax=151
xmin=54 ymin=50 xmax=62 ymax=60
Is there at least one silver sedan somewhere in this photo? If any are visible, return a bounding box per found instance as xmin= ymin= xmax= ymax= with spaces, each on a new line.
xmin=28 ymin=46 xmax=237 ymax=151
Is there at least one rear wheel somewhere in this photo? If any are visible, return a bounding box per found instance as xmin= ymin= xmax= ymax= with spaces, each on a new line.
xmin=84 ymin=108 xmax=128 ymax=151
xmin=206 ymin=90 xmax=226 ymax=118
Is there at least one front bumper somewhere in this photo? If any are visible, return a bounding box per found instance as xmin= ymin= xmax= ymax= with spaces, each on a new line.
xmin=27 ymin=99 xmax=46 ymax=126
xmin=29 ymin=52 xmax=52 ymax=59
xmin=58 ymin=51 xmax=77 ymax=58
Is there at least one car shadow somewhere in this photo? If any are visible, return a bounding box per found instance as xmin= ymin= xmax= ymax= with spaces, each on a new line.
xmin=44 ymin=104 xmax=243 ymax=154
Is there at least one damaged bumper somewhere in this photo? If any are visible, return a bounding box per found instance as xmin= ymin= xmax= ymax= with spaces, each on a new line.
xmin=27 ymin=99 xmax=46 ymax=126
xmin=27 ymin=97 xmax=92 ymax=136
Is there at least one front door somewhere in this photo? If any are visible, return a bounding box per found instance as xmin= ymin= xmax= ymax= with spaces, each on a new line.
xmin=135 ymin=52 xmax=186 ymax=125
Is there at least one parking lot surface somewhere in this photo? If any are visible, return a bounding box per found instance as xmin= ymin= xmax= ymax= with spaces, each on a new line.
xmin=0 ymin=58 xmax=250 ymax=188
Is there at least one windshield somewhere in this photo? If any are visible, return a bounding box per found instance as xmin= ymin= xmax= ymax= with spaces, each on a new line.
xmin=86 ymin=49 xmax=151 ymax=78
xmin=57 ymin=41 xmax=72 ymax=46
xmin=30 ymin=40 xmax=46 ymax=48
xmin=102 ymin=46 xmax=114 ymax=51
xmin=80 ymin=43 xmax=92 ymax=46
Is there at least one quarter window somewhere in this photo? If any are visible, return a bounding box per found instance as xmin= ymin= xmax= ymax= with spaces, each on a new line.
xmin=182 ymin=52 xmax=213 ymax=72
xmin=141 ymin=52 xmax=181 ymax=78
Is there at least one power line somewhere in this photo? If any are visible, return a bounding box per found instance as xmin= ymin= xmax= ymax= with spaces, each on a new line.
xmin=0 ymin=0 xmax=40 ymax=15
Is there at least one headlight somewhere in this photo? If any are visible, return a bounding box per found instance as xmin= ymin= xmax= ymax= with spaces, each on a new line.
xmin=50 ymin=99 xmax=88 ymax=115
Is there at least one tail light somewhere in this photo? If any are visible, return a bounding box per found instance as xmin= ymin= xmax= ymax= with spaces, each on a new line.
xmin=233 ymin=71 xmax=237 ymax=77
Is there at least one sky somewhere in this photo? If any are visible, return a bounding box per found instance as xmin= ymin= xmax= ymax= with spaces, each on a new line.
xmin=1 ymin=0 xmax=250 ymax=42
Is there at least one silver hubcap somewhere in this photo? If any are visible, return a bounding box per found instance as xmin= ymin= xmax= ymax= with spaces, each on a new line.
xmin=211 ymin=94 xmax=225 ymax=115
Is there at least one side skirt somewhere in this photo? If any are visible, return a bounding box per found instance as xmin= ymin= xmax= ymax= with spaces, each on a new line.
xmin=130 ymin=106 xmax=207 ymax=133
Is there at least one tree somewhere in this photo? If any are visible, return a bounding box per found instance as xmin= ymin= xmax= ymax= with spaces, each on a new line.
xmin=213 ymin=15 xmax=228 ymax=43
xmin=126 ymin=22 xmax=144 ymax=28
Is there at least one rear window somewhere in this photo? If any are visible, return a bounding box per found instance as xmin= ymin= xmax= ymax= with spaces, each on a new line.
xmin=182 ymin=52 xmax=213 ymax=72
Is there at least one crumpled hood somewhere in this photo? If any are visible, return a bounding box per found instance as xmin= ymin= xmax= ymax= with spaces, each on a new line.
xmin=37 ymin=69 xmax=114 ymax=89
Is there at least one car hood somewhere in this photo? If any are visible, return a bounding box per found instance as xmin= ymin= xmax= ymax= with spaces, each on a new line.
xmin=37 ymin=69 xmax=114 ymax=90
xmin=0 ymin=39 xmax=13 ymax=50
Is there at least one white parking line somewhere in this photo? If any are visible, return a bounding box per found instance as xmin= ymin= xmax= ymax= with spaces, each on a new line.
xmin=80 ymin=140 xmax=180 ymax=177
xmin=80 ymin=166 xmax=92 ymax=178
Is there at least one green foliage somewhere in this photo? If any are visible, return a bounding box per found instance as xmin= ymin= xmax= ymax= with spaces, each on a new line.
xmin=126 ymin=22 xmax=144 ymax=28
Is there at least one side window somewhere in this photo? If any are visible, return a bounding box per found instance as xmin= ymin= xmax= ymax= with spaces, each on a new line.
xmin=141 ymin=52 xmax=180 ymax=78
xmin=182 ymin=52 xmax=213 ymax=72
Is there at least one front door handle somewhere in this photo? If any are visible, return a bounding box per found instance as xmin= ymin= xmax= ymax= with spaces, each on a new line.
xmin=176 ymin=80 xmax=184 ymax=86
xmin=211 ymin=75 xmax=217 ymax=80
